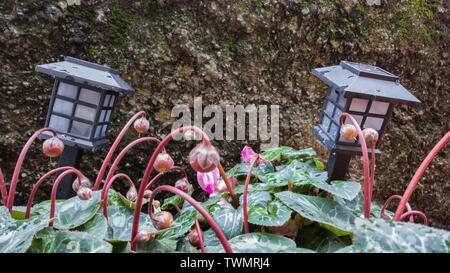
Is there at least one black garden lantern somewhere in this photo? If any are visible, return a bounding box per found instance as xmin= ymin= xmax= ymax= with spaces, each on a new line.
xmin=312 ymin=61 xmax=421 ymax=181
xmin=36 ymin=56 xmax=134 ymax=198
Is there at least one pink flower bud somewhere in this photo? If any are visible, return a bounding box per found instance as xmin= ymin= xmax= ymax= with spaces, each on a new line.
xmin=133 ymin=117 xmax=150 ymax=134
xmin=188 ymin=228 xmax=204 ymax=247
xmin=175 ymin=177 xmax=191 ymax=193
xmin=152 ymin=211 xmax=173 ymax=230
xmin=126 ymin=187 xmax=137 ymax=202
xmin=189 ymin=142 xmax=220 ymax=173
xmin=135 ymin=230 xmax=151 ymax=243
xmin=42 ymin=137 xmax=64 ymax=158
xmin=72 ymin=175 xmax=91 ymax=192
xmin=143 ymin=189 xmax=153 ymax=199
xmin=154 ymin=152 xmax=174 ymax=173
xmin=362 ymin=128 xmax=379 ymax=146
xmin=77 ymin=187 xmax=92 ymax=200
xmin=340 ymin=124 xmax=358 ymax=140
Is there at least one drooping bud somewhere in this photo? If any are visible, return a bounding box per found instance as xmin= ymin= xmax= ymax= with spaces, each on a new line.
xmin=154 ymin=152 xmax=174 ymax=173
xmin=143 ymin=189 xmax=153 ymax=199
xmin=362 ymin=128 xmax=379 ymax=146
xmin=135 ymin=230 xmax=151 ymax=243
xmin=42 ymin=137 xmax=64 ymax=158
xmin=133 ymin=117 xmax=150 ymax=134
xmin=126 ymin=187 xmax=137 ymax=202
xmin=188 ymin=227 xmax=204 ymax=247
xmin=175 ymin=177 xmax=191 ymax=193
xmin=340 ymin=124 xmax=358 ymax=140
xmin=189 ymin=142 xmax=220 ymax=173
xmin=152 ymin=211 xmax=173 ymax=230
xmin=77 ymin=187 xmax=92 ymax=200
xmin=72 ymin=175 xmax=91 ymax=192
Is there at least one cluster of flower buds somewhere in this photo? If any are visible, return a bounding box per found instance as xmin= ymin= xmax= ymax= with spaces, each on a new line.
xmin=340 ymin=124 xmax=379 ymax=146
xmin=42 ymin=136 xmax=64 ymax=158
xmin=72 ymin=175 xmax=92 ymax=200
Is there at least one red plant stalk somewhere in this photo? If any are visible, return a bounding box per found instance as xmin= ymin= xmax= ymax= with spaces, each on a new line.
xmin=6 ymin=128 xmax=58 ymax=212
xmin=0 ymin=169 xmax=7 ymax=206
xmin=381 ymin=195 xmax=414 ymax=223
xmin=25 ymin=166 xmax=76 ymax=219
xmin=369 ymin=142 xmax=376 ymax=201
xmin=217 ymin=162 xmax=239 ymax=209
xmin=194 ymin=216 xmax=206 ymax=253
xmin=93 ymin=111 xmax=146 ymax=191
xmin=393 ymin=131 xmax=450 ymax=221
xmin=104 ymin=137 xmax=161 ymax=184
xmin=49 ymin=169 xmax=84 ymax=227
xmin=339 ymin=113 xmax=371 ymax=219
xmin=102 ymin=173 xmax=136 ymax=220
xmin=243 ymin=155 xmax=260 ymax=234
xmin=130 ymin=126 xmax=211 ymax=251
xmin=399 ymin=210 xmax=428 ymax=226
xmin=148 ymin=185 xmax=232 ymax=253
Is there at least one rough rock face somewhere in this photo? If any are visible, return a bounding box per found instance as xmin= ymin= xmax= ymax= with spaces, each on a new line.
xmin=0 ymin=1 xmax=448 ymax=229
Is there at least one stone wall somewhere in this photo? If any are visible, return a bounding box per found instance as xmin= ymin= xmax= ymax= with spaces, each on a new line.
xmin=0 ymin=0 xmax=448 ymax=229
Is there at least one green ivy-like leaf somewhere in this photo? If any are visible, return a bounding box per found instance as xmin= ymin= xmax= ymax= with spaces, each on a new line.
xmin=137 ymin=237 xmax=177 ymax=253
xmin=276 ymin=191 xmax=356 ymax=234
xmin=162 ymin=188 xmax=194 ymax=210
xmin=205 ymin=232 xmax=296 ymax=253
xmin=0 ymin=207 xmax=52 ymax=253
xmin=297 ymin=223 xmax=348 ymax=253
xmin=76 ymin=212 xmax=108 ymax=239
xmin=266 ymin=160 xmax=327 ymax=187
xmin=105 ymin=206 xmax=157 ymax=242
xmin=353 ymin=218 xmax=450 ymax=253
xmin=238 ymin=191 xmax=272 ymax=207
xmin=234 ymin=183 xmax=276 ymax=194
xmin=310 ymin=180 xmax=361 ymax=201
xmin=262 ymin=146 xmax=315 ymax=162
xmin=28 ymin=230 xmax=112 ymax=253
xmin=211 ymin=203 xmax=243 ymax=239
xmin=247 ymin=200 xmax=292 ymax=227
xmin=52 ymin=190 xmax=102 ymax=229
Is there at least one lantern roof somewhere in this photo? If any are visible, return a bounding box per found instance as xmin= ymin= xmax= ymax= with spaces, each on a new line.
xmin=313 ymin=61 xmax=421 ymax=105
xmin=35 ymin=56 xmax=134 ymax=94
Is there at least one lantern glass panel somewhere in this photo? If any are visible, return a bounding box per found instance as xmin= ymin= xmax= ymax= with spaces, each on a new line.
xmin=320 ymin=116 xmax=331 ymax=131
xmin=49 ymin=115 xmax=70 ymax=132
xmin=57 ymin=82 xmax=78 ymax=99
xmin=79 ymin=88 xmax=101 ymax=105
xmin=74 ymin=104 xmax=97 ymax=122
xmin=70 ymin=121 xmax=91 ymax=138
xmin=324 ymin=100 xmax=334 ymax=116
xmin=329 ymin=122 xmax=339 ymax=137
xmin=99 ymin=109 xmax=107 ymax=122
xmin=364 ymin=117 xmax=384 ymax=130
xmin=53 ymin=98 xmax=73 ymax=116
xmin=94 ymin=125 xmax=102 ymax=138
xmin=369 ymin=101 xmax=390 ymax=115
xmin=102 ymin=125 xmax=107 ymax=136
xmin=105 ymin=110 xmax=112 ymax=122
xmin=349 ymin=98 xmax=369 ymax=112
xmin=343 ymin=114 xmax=364 ymax=126
xmin=109 ymin=95 xmax=115 ymax=107
xmin=333 ymin=107 xmax=343 ymax=121
xmin=103 ymin=94 xmax=111 ymax=107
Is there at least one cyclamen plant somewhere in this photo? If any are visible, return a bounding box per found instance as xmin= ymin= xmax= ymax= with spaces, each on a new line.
xmin=0 ymin=111 xmax=448 ymax=254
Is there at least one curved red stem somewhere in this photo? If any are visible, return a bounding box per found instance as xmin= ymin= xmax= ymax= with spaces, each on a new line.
xmin=194 ymin=216 xmax=206 ymax=253
xmin=0 ymin=169 xmax=7 ymax=206
xmin=6 ymin=128 xmax=58 ymax=212
xmin=339 ymin=113 xmax=371 ymax=218
xmin=243 ymin=155 xmax=260 ymax=234
xmin=381 ymin=195 xmax=414 ymax=222
xmin=102 ymin=173 xmax=136 ymax=220
xmin=369 ymin=142 xmax=376 ymax=201
xmin=148 ymin=185 xmax=232 ymax=253
xmin=104 ymin=136 xmax=161 ymax=184
xmin=49 ymin=169 xmax=84 ymax=227
xmin=144 ymin=166 xmax=188 ymax=192
xmin=399 ymin=210 xmax=428 ymax=225
xmin=130 ymin=126 xmax=210 ymax=251
xmin=393 ymin=131 xmax=450 ymax=221
xmin=25 ymin=166 xmax=76 ymax=219
xmin=93 ymin=111 xmax=146 ymax=191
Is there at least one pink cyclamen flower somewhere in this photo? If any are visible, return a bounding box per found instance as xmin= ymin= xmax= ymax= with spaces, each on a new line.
xmin=241 ymin=145 xmax=266 ymax=166
xmin=196 ymin=167 xmax=220 ymax=194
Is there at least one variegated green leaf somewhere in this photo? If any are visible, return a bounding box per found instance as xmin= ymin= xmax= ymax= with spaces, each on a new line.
xmin=238 ymin=191 xmax=272 ymax=207
xmin=353 ymin=218 xmax=450 ymax=253
xmin=247 ymin=200 xmax=292 ymax=227
xmin=262 ymin=146 xmax=316 ymax=162
xmin=277 ymin=248 xmax=316 ymax=253
xmin=266 ymin=160 xmax=327 ymax=187
xmin=234 ymin=183 xmax=276 ymax=194
xmin=0 ymin=206 xmax=52 ymax=253
xmin=205 ymin=232 xmax=296 ymax=253
xmin=76 ymin=212 xmax=107 ymax=238
xmin=137 ymin=237 xmax=177 ymax=253
xmin=162 ymin=188 xmax=193 ymax=210
xmin=310 ymin=180 xmax=361 ymax=201
xmin=276 ymin=191 xmax=356 ymax=234
xmin=297 ymin=224 xmax=348 ymax=253
xmin=211 ymin=203 xmax=243 ymax=239
xmin=175 ymin=234 xmax=201 ymax=253
xmin=156 ymin=209 xmax=196 ymax=240
xmin=28 ymin=230 xmax=112 ymax=253
xmin=105 ymin=206 xmax=157 ymax=242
